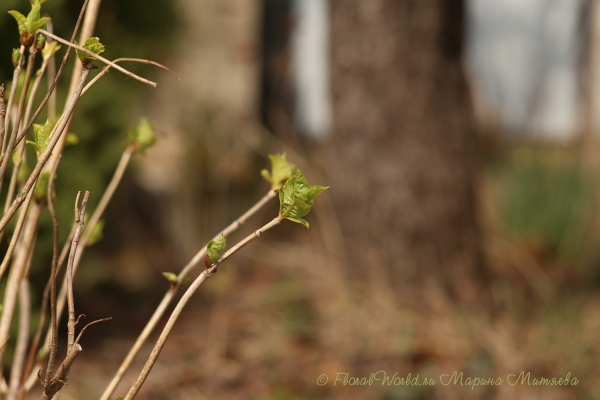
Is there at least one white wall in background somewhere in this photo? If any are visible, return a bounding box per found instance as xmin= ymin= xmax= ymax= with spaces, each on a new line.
xmin=291 ymin=0 xmax=332 ymax=140
xmin=466 ymin=0 xmax=585 ymax=140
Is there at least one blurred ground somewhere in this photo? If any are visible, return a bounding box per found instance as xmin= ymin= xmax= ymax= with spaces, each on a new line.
xmin=32 ymin=146 xmax=600 ymax=400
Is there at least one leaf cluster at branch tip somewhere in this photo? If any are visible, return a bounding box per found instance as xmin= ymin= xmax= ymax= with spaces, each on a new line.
xmin=8 ymin=0 xmax=51 ymax=47
xmin=75 ymin=37 xmax=105 ymax=64
xmin=261 ymin=152 xmax=295 ymax=190
xmin=278 ymin=168 xmax=328 ymax=229
xmin=206 ymin=234 xmax=227 ymax=266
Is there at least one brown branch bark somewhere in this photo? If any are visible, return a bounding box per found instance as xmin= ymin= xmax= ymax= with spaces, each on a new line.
xmin=124 ymin=217 xmax=283 ymax=400
xmin=99 ymin=189 xmax=277 ymax=400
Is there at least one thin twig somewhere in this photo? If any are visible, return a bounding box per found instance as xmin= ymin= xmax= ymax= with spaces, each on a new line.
xmin=41 ymin=344 xmax=82 ymax=400
xmin=3 ymin=52 xmax=52 ymax=243
xmin=12 ymin=0 xmax=90 ymax=150
xmin=3 ymin=46 xmax=24 ymax=152
xmin=45 ymin=20 xmax=58 ymax=122
xmin=0 ymin=201 xmax=43 ymax=380
xmin=124 ymin=217 xmax=283 ymax=400
xmin=0 ymin=44 xmax=39 ymax=198
xmin=45 ymin=0 xmax=99 ymax=171
xmin=0 ymin=65 xmax=92 ymax=234
xmin=0 ymin=189 xmax=35 ymax=281
xmin=54 ymin=145 xmax=134 ymax=340
xmin=74 ymin=317 xmax=112 ymax=346
xmin=43 ymin=155 xmax=61 ymax=392
xmin=82 ymin=58 xmax=179 ymax=96
xmin=7 ymin=279 xmax=31 ymax=400
xmin=38 ymin=30 xmax=157 ymax=88
xmin=0 ymin=84 xmax=5 ymax=157
xmin=99 ymin=189 xmax=277 ymax=400
xmin=67 ymin=191 xmax=90 ymax=349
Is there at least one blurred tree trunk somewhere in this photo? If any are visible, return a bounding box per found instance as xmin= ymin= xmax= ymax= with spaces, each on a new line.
xmin=328 ymin=0 xmax=484 ymax=298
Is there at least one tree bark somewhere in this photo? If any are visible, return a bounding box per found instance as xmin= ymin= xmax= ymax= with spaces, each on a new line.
xmin=328 ymin=0 xmax=484 ymax=298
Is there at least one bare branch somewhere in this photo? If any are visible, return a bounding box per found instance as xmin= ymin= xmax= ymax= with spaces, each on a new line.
xmin=82 ymin=58 xmax=179 ymax=96
xmin=0 ymin=84 xmax=5 ymax=157
xmin=67 ymin=191 xmax=90 ymax=349
xmin=54 ymin=145 xmax=134 ymax=346
xmin=0 ymin=44 xmax=39 ymax=199
xmin=41 ymin=344 xmax=82 ymax=400
xmin=2 ymin=46 xmax=24 ymax=152
xmin=38 ymin=30 xmax=158 ymax=88
xmin=99 ymin=189 xmax=277 ymax=400
xmin=7 ymin=279 xmax=31 ymax=400
xmin=43 ymin=155 xmax=61 ymax=390
xmin=124 ymin=217 xmax=283 ymax=400
xmin=74 ymin=317 xmax=112 ymax=346
xmin=0 ymin=64 xmax=93 ymax=234
xmin=13 ymin=0 xmax=91 ymax=149
xmin=0 ymin=203 xmax=43 ymax=381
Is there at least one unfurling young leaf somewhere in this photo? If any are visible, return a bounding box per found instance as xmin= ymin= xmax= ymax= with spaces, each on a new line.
xmin=26 ymin=119 xmax=54 ymax=158
xmin=162 ymin=272 xmax=178 ymax=284
xmin=8 ymin=0 xmax=51 ymax=47
xmin=261 ymin=152 xmax=295 ymax=190
xmin=41 ymin=40 xmax=60 ymax=60
xmin=278 ymin=168 xmax=328 ymax=229
xmin=86 ymin=220 xmax=105 ymax=246
xmin=126 ymin=117 xmax=156 ymax=153
xmin=205 ymin=234 xmax=227 ymax=268
xmin=75 ymin=37 xmax=105 ymax=64
xmin=11 ymin=48 xmax=22 ymax=68
xmin=36 ymin=33 xmax=46 ymax=50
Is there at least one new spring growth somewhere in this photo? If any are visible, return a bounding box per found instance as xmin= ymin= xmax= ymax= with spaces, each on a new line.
xmin=126 ymin=117 xmax=156 ymax=153
xmin=75 ymin=37 xmax=105 ymax=66
xmin=26 ymin=118 xmax=54 ymax=158
xmin=205 ymin=234 xmax=227 ymax=270
xmin=278 ymin=168 xmax=328 ymax=229
xmin=8 ymin=0 xmax=51 ymax=48
xmin=261 ymin=152 xmax=295 ymax=190
xmin=11 ymin=48 xmax=23 ymax=68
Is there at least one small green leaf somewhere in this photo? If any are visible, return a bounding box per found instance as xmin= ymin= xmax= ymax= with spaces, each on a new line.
xmin=36 ymin=33 xmax=46 ymax=50
xmin=86 ymin=220 xmax=104 ymax=246
xmin=28 ymin=16 xmax=50 ymax=34
xmin=126 ymin=117 xmax=156 ymax=153
xmin=33 ymin=171 xmax=51 ymax=202
xmin=278 ymin=168 xmax=328 ymax=229
xmin=27 ymin=119 xmax=54 ymax=158
xmin=162 ymin=272 xmax=178 ymax=284
xmin=8 ymin=10 xmax=27 ymax=35
xmin=261 ymin=153 xmax=295 ymax=190
xmin=115 ymin=398 xmax=124 ymax=400
xmin=41 ymin=40 xmax=60 ymax=60
xmin=9 ymin=0 xmax=51 ymax=47
xmin=11 ymin=48 xmax=22 ymax=68
xmin=76 ymin=37 xmax=105 ymax=63
xmin=286 ymin=217 xmax=309 ymax=229
xmin=207 ymin=234 xmax=227 ymax=265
